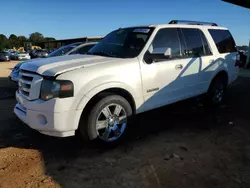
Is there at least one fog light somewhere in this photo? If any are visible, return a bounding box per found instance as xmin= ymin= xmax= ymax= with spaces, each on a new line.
xmin=37 ymin=114 xmax=47 ymax=126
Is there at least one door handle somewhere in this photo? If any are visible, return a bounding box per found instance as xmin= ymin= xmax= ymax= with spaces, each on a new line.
xmin=175 ymin=64 xmax=183 ymax=70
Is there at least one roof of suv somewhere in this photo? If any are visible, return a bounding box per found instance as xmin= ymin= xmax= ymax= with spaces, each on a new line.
xmin=123 ymin=23 xmax=228 ymax=30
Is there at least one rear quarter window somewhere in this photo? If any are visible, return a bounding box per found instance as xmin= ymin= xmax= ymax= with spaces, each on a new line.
xmin=208 ymin=29 xmax=237 ymax=53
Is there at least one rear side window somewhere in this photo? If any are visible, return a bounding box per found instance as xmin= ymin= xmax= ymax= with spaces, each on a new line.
xmin=208 ymin=29 xmax=237 ymax=53
xmin=180 ymin=28 xmax=211 ymax=57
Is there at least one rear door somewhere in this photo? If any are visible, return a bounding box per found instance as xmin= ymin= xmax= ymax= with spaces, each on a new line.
xmin=179 ymin=28 xmax=214 ymax=95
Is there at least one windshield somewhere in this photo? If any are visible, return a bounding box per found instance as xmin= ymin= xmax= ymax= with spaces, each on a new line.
xmin=88 ymin=27 xmax=154 ymax=58
xmin=48 ymin=43 xmax=82 ymax=57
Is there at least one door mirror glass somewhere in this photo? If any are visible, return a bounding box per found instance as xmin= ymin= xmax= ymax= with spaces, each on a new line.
xmin=164 ymin=47 xmax=172 ymax=57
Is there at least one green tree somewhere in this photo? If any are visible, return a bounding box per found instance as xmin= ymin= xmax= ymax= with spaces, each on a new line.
xmin=9 ymin=34 xmax=18 ymax=48
xmin=0 ymin=34 xmax=8 ymax=50
xmin=44 ymin=37 xmax=56 ymax=41
xmin=17 ymin=36 xmax=27 ymax=47
xmin=0 ymin=34 xmax=7 ymax=42
xmin=29 ymin=32 xmax=44 ymax=44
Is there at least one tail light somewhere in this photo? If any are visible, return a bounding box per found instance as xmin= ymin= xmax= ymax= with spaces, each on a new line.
xmin=235 ymin=53 xmax=241 ymax=67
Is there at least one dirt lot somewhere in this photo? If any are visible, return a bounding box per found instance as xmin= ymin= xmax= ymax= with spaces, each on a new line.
xmin=0 ymin=62 xmax=250 ymax=188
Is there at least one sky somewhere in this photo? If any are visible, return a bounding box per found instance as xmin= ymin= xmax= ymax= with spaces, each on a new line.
xmin=1 ymin=0 xmax=250 ymax=45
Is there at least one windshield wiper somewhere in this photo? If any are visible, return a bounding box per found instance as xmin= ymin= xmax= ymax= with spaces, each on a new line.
xmin=87 ymin=51 xmax=117 ymax=58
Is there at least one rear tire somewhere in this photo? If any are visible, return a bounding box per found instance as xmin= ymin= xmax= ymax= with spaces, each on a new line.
xmin=79 ymin=94 xmax=132 ymax=145
xmin=206 ymin=76 xmax=227 ymax=107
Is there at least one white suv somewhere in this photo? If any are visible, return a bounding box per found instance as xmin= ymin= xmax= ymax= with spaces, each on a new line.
xmin=14 ymin=20 xmax=239 ymax=144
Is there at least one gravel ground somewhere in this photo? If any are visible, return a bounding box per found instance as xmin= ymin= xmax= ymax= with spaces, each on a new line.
xmin=0 ymin=61 xmax=19 ymax=99
xmin=0 ymin=63 xmax=250 ymax=188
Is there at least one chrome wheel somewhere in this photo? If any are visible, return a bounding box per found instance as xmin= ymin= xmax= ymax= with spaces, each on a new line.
xmin=96 ymin=103 xmax=127 ymax=142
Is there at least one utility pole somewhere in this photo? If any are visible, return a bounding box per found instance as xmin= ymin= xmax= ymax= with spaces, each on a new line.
xmin=245 ymin=40 xmax=250 ymax=68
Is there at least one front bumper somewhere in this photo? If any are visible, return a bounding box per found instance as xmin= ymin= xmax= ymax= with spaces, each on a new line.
xmin=14 ymin=91 xmax=82 ymax=137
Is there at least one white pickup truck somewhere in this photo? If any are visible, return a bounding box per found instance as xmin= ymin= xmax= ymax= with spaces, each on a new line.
xmin=14 ymin=20 xmax=239 ymax=144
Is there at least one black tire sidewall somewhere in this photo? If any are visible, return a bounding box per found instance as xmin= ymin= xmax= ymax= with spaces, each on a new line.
xmin=82 ymin=95 xmax=132 ymax=144
xmin=207 ymin=77 xmax=227 ymax=106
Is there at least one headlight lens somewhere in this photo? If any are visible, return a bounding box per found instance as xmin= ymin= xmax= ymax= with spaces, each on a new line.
xmin=40 ymin=79 xmax=74 ymax=100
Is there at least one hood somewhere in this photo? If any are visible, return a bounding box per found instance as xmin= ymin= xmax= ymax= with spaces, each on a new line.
xmin=20 ymin=54 xmax=117 ymax=77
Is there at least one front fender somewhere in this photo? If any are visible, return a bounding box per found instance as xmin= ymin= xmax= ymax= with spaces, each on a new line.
xmin=76 ymin=82 xmax=140 ymax=110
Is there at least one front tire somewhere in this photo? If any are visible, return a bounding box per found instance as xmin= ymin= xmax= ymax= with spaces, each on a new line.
xmin=79 ymin=95 xmax=132 ymax=144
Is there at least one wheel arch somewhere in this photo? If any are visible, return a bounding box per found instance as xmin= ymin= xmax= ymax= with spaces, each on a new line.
xmin=76 ymin=83 xmax=138 ymax=114
xmin=208 ymin=70 xmax=229 ymax=91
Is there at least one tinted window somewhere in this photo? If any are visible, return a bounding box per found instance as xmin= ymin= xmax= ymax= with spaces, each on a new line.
xmin=208 ymin=29 xmax=236 ymax=53
xmin=71 ymin=44 xmax=95 ymax=55
xmin=199 ymin=30 xmax=212 ymax=55
xmin=181 ymin=28 xmax=207 ymax=57
xmin=149 ymin=28 xmax=182 ymax=59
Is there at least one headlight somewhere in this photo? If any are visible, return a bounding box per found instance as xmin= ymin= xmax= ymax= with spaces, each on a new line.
xmin=40 ymin=79 xmax=74 ymax=100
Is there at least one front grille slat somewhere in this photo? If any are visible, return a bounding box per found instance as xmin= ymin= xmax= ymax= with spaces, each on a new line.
xmin=19 ymin=78 xmax=32 ymax=85
xmin=20 ymin=89 xmax=29 ymax=96
xmin=18 ymin=69 xmax=43 ymax=100
xmin=21 ymin=87 xmax=30 ymax=92
xmin=21 ymin=75 xmax=33 ymax=81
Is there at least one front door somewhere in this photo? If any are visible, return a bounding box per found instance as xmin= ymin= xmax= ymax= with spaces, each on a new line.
xmin=139 ymin=28 xmax=210 ymax=112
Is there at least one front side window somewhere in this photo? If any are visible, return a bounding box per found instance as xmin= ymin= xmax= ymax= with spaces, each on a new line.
xmin=148 ymin=28 xmax=182 ymax=59
xmin=181 ymin=28 xmax=207 ymax=57
xmin=208 ymin=29 xmax=237 ymax=53
xmin=88 ymin=27 xmax=154 ymax=58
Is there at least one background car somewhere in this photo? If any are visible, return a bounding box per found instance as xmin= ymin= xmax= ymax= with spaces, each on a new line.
xmin=0 ymin=52 xmax=10 ymax=61
xmin=15 ymin=51 xmax=31 ymax=60
xmin=30 ymin=49 xmax=48 ymax=58
xmin=9 ymin=42 xmax=97 ymax=83
xmin=9 ymin=51 xmax=17 ymax=60
xmin=48 ymin=42 xmax=97 ymax=57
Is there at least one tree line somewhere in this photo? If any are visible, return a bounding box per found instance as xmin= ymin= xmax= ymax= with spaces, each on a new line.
xmin=0 ymin=32 xmax=56 ymax=51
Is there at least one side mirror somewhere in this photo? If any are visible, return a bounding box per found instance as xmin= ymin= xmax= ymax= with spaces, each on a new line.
xmin=164 ymin=47 xmax=172 ymax=57
xmin=144 ymin=47 xmax=172 ymax=64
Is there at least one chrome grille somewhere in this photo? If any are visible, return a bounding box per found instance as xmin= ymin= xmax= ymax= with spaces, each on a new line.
xmin=18 ymin=69 xmax=43 ymax=100
xmin=19 ymin=70 xmax=33 ymax=97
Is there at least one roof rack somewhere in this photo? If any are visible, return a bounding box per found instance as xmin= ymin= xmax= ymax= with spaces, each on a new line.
xmin=169 ymin=20 xmax=218 ymax=26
